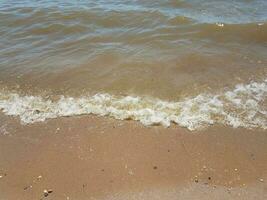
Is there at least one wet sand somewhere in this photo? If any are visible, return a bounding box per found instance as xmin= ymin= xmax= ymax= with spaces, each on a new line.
xmin=0 ymin=114 xmax=266 ymax=200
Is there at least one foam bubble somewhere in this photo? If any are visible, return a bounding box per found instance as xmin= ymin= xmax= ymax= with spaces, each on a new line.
xmin=0 ymin=79 xmax=266 ymax=131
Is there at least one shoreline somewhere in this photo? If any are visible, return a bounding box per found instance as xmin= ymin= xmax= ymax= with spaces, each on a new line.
xmin=0 ymin=114 xmax=266 ymax=199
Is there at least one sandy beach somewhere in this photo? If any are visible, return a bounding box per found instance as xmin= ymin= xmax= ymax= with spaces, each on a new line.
xmin=0 ymin=114 xmax=266 ymax=200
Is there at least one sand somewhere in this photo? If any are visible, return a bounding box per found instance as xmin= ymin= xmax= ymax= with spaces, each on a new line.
xmin=0 ymin=114 xmax=266 ymax=200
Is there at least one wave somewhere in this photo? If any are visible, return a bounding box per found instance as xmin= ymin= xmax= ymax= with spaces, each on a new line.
xmin=0 ymin=79 xmax=266 ymax=131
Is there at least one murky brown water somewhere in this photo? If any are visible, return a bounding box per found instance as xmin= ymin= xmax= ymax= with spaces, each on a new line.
xmin=0 ymin=0 xmax=266 ymax=130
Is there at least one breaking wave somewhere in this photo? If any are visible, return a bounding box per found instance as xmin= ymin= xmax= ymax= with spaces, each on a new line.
xmin=0 ymin=79 xmax=266 ymax=131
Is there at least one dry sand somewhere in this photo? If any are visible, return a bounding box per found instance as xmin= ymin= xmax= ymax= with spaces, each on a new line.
xmin=0 ymin=114 xmax=266 ymax=199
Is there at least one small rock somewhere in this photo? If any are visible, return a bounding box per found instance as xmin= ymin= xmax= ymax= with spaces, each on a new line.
xmin=24 ymin=185 xmax=32 ymax=190
xmin=153 ymin=166 xmax=158 ymax=170
xmin=208 ymin=177 xmax=211 ymax=180
xmin=43 ymin=190 xmax=49 ymax=197
xmin=259 ymin=178 xmax=264 ymax=182
xmin=194 ymin=179 xmax=199 ymax=183
xmin=24 ymin=186 xmax=29 ymax=190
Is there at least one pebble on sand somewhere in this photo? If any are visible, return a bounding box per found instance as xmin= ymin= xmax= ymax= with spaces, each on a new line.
xmin=0 ymin=173 xmax=7 ymax=179
xmin=24 ymin=185 xmax=32 ymax=190
xmin=43 ymin=189 xmax=53 ymax=197
xmin=44 ymin=190 xmax=49 ymax=197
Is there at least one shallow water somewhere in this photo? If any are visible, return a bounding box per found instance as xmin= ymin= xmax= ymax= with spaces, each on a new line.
xmin=0 ymin=0 xmax=266 ymax=130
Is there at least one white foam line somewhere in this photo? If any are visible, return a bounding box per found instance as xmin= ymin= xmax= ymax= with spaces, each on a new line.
xmin=0 ymin=79 xmax=266 ymax=131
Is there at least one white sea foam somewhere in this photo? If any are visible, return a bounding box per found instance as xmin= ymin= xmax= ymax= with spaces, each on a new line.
xmin=0 ymin=80 xmax=266 ymax=131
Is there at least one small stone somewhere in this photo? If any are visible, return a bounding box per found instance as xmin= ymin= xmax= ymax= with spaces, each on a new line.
xmin=194 ymin=179 xmax=199 ymax=183
xmin=37 ymin=175 xmax=42 ymax=179
xmin=153 ymin=166 xmax=158 ymax=170
xmin=48 ymin=189 xmax=53 ymax=193
xmin=43 ymin=190 xmax=49 ymax=197
xmin=259 ymin=178 xmax=264 ymax=182
xmin=23 ymin=185 xmax=32 ymax=190
xmin=234 ymin=168 xmax=238 ymax=171
xmin=208 ymin=177 xmax=211 ymax=180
